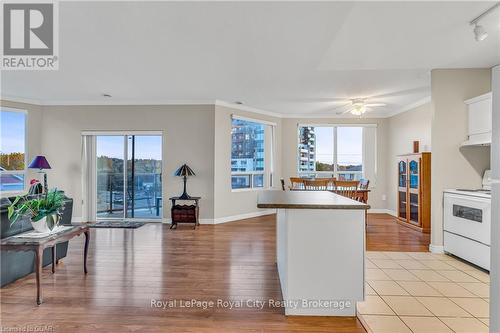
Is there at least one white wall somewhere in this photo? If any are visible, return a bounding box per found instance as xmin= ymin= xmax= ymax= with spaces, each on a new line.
xmin=430 ymin=69 xmax=491 ymax=250
xmin=2 ymin=100 xmax=284 ymax=223
xmin=0 ymin=98 xmax=437 ymax=221
xmin=38 ymin=104 xmax=216 ymax=220
xmin=386 ymin=103 xmax=432 ymax=214
xmin=214 ymin=104 xmax=282 ymax=221
xmin=0 ymin=100 xmax=44 ymax=188
xmin=281 ymin=117 xmax=388 ymax=210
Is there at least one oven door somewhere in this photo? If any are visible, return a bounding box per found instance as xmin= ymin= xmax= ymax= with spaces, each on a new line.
xmin=444 ymin=193 xmax=491 ymax=245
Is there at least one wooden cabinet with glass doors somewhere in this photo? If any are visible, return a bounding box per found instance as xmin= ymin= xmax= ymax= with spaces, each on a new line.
xmin=397 ymin=152 xmax=431 ymax=233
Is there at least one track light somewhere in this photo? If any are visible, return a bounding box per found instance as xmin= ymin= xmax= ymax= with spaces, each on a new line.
xmin=473 ymin=23 xmax=488 ymax=41
xmin=469 ymin=2 xmax=500 ymax=42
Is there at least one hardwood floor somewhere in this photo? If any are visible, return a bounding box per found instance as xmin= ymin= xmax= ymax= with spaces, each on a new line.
xmin=0 ymin=213 xmax=427 ymax=332
xmin=366 ymin=213 xmax=430 ymax=252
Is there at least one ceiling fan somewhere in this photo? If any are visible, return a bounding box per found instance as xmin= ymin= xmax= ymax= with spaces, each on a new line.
xmin=334 ymin=98 xmax=386 ymax=116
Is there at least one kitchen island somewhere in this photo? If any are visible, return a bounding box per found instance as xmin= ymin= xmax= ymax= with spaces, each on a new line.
xmin=257 ymin=190 xmax=369 ymax=316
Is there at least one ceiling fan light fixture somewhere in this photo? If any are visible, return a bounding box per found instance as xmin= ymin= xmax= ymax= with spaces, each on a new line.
xmin=351 ymin=108 xmax=363 ymax=116
xmin=351 ymin=100 xmax=366 ymax=115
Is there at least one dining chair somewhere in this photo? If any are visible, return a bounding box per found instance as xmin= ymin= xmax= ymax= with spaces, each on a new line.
xmin=290 ymin=177 xmax=305 ymax=190
xmin=327 ymin=177 xmax=337 ymax=190
xmin=333 ymin=180 xmax=360 ymax=201
xmin=333 ymin=180 xmax=360 ymax=190
xmin=304 ymin=179 xmax=329 ymax=190
xmin=358 ymin=178 xmax=370 ymax=190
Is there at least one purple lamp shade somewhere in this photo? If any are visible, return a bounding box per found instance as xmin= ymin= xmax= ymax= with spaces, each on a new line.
xmin=28 ymin=156 xmax=51 ymax=170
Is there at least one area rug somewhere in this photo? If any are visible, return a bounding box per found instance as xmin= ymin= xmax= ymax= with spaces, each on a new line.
xmin=89 ymin=221 xmax=145 ymax=229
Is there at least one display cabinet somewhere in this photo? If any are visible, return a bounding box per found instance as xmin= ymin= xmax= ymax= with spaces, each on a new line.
xmin=397 ymin=152 xmax=431 ymax=233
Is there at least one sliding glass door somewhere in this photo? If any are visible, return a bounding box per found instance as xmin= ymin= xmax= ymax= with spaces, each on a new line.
xmin=96 ymin=134 xmax=162 ymax=220
xmin=126 ymin=135 xmax=162 ymax=218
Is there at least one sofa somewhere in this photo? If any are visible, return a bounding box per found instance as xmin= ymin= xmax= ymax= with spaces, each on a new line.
xmin=0 ymin=195 xmax=73 ymax=287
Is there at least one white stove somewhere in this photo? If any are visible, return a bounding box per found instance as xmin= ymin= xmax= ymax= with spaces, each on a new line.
xmin=444 ymin=189 xmax=491 ymax=199
xmin=443 ymin=170 xmax=492 ymax=270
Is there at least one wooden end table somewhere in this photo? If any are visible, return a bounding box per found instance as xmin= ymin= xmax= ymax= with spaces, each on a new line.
xmin=169 ymin=196 xmax=200 ymax=229
xmin=0 ymin=225 xmax=90 ymax=305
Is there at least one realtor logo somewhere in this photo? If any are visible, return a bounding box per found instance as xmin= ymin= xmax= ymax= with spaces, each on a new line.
xmin=1 ymin=2 xmax=59 ymax=70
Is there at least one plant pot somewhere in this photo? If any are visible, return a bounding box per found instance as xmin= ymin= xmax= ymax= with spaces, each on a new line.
xmin=31 ymin=214 xmax=59 ymax=233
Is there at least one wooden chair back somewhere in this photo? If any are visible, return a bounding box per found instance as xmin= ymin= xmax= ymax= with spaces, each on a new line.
xmin=327 ymin=177 xmax=336 ymax=189
xmin=304 ymin=179 xmax=329 ymax=191
xmin=334 ymin=188 xmax=359 ymax=201
xmin=280 ymin=178 xmax=286 ymax=191
xmin=290 ymin=177 xmax=305 ymax=190
xmin=333 ymin=180 xmax=359 ymax=190
xmin=359 ymin=179 xmax=370 ymax=190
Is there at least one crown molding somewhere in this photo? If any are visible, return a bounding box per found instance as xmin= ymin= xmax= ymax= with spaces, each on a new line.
xmin=384 ymin=96 xmax=431 ymax=118
xmin=281 ymin=112 xmax=389 ymax=119
xmin=42 ymin=99 xmax=214 ymax=106
xmin=1 ymin=95 xmax=43 ymax=106
xmin=1 ymin=95 xmax=432 ymax=119
xmin=215 ymin=100 xmax=283 ymax=118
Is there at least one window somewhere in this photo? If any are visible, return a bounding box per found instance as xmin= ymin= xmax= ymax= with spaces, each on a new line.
xmin=337 ymin=127 xmax=363 ymax=180
xmin=231 ymin=118 xmax=271 ymax=189
xmin=1 ymin=109 xmax=27 ymax=193
xmin=297 ymin=125 xmax=363 ymax=181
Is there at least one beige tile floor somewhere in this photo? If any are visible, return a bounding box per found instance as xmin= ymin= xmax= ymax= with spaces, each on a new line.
xmin=358 ymin=251 xmax=489 ymax=333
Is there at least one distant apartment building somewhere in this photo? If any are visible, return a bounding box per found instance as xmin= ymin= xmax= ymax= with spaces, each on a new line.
xmin=231 ymin=119 xmax=265 ymax=188
xmin=298 ymin=126 xmax=316 ymax=172
xmin=231 ymin=119 xmax=264 ymax=171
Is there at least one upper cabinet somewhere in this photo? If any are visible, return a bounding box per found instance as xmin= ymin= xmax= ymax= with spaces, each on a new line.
xmin=462 ymin=92 xmax=492 ymax=147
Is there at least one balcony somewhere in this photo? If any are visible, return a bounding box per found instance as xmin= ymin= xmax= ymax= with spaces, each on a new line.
xmin=96 ymin=172 xmax=162 ymax=219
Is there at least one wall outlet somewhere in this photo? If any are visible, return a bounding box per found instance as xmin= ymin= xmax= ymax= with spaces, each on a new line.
xmin=382 ymin=194 xmax=387 ymax=201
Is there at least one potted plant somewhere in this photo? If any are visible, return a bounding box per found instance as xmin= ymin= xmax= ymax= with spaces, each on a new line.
xmin=8 ymin=189 xmax=66 ymax=233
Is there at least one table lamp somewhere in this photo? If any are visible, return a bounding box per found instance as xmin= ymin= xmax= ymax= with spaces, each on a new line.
xmin=174 ymin=164 xmax=195 ymax=199
xmin=28 ymin=156 xmax=51 ymax=193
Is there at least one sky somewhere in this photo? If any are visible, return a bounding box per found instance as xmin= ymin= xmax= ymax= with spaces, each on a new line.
xmin=97 ymin=135 xmax=162 ymax=160
xmin=0 ymin=110 xmax=25 ymax=154
xmin=315 ymin=127 xmax=362 ymax=165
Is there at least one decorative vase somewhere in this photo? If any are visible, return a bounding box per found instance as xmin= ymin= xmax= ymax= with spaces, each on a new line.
xmin=31 ymin=214 xmax=59 ymax=233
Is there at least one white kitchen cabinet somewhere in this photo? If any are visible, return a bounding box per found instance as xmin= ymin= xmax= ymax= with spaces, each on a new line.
xmin=462 ymin=92 xmax=492 ymax=146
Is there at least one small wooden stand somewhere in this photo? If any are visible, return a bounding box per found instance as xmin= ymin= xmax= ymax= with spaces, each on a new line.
xmin=169 ymin=196 xmax=200 ymax=229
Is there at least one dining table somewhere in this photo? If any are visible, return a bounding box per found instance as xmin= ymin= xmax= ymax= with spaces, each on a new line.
xmin=289 ymin=187 xmax=370 ymax=204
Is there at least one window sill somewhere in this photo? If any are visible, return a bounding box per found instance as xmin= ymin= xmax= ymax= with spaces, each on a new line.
xmin=231 ymin=187 xmax=270 ymax=193
xmin=0 ymin=190 xmax=26 ymax=199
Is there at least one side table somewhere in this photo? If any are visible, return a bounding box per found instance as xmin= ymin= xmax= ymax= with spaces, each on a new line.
xmin=0 ymin=225 xmax=90 ymax=305
xmin=169 ymin=196 xmax=200 ymax=229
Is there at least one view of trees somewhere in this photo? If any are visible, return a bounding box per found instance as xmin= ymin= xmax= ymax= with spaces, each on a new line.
xmin=0 ymin=152 xmax=25 ymax=170
xmin=316 ymin=161 xmax=363 ymax=171
xmin=315 ymin=161 xmax=362 ymax=172
xmin=96 ymin=156 xmax=161 ymax=192
xmin=315 ymin=161 xmax=334 ymax=171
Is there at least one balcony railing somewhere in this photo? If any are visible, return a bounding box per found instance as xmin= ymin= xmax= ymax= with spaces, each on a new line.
xmin=96 ymin=172 xmax=162 ymax=217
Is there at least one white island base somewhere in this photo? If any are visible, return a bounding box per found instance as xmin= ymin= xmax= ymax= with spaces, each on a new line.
xmin=276 ymin=208 xmax=365 ymax=316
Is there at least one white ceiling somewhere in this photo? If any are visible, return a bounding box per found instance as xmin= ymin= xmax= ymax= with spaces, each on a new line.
xmin=2 ymin=1 xmax=500 ymax=118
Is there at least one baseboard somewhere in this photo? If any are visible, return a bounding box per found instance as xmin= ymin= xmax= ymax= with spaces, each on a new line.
xmin=429 ymin=244 xmax=445 ymax=254
xmin=368 ymin=209 xmax=397 ymax=217
xmin=162 ymin=218 xmax=214 ymax=224
xmin=213 ymin=210 xmax=276 ymax=224
xmin=386 ymin=209 xmax=397 ymax=217
xmin=161 ymin=211 xmax=275 ymax=225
